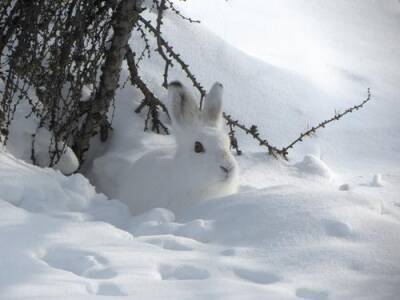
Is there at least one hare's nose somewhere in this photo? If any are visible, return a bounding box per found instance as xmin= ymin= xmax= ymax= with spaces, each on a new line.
xmin=220 ymin=165 xmax=230 ymax=174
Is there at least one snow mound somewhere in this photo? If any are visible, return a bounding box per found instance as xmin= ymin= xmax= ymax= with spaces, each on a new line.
xmin=294 ymin=154 xmax=334 ymax=179
xmin=34 ymin=127 xmax=79 ymax=175
xmin=371 ymin=174 xmax=384 ymax=187
xmin=6 ymin=103 xmax=79 ymax=175
xmin=0 ymin=152 xmax=130 ymax=228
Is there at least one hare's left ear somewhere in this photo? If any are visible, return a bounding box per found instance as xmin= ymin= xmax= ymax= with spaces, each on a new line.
xmin=203 ymin=82 xmax=223 ymax=127
xmin=168 ymin=81 xmax=200 ymax=128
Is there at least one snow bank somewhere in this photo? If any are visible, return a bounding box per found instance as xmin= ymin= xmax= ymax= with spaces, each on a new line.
xmin=0 ymin=152 xmax=130 ymax=228
xmin=6 ymin=102 xmax=79 ymax=175
xmin=1 ymin=152 xmax=400 ymax=299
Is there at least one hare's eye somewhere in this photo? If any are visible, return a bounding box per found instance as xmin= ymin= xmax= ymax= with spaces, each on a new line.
xmin=194 ymin=141 xmax=205 ymax=153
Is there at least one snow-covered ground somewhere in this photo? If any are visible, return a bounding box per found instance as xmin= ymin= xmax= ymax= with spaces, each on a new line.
xmin=1 ymin=1 xmax=400 ymax=299
xmin=1 ymin=151 xmax=400 ymax=299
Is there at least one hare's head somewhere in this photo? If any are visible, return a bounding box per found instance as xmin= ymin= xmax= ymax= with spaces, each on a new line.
xmin=167 ymin=81 xmax=239 ymax=197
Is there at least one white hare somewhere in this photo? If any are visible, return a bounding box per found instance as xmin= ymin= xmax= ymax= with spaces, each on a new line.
xmin=94 ymin=81 xmax=239 ymax=216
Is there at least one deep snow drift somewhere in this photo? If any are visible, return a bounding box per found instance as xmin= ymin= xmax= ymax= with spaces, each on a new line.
xmin=1 ymin=1 xmax=400 ymax=299
xmin=1 ymin=150 xmax=400 ymax=299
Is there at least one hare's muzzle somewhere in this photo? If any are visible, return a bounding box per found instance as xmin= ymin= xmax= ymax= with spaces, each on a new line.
xmin=220 ymin=165 xmax=229 ymax=173
xmin=220 ymin=165 xmax=234 ymax=180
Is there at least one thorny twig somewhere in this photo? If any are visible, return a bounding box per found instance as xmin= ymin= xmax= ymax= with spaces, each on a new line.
xmin=134 ymin=22 xmax=151 ymax=68
xmin=165 ymin=0 xmax=201 ymax=24
xmin=280 ymin=88 xmax=372 ymax=158
xmin=155 ymin=0 xmax=172 ymax=89
xmin=223 ymin=112 xmax=283 ymax=158
xmin=126 ymin=44 xmax=170 ymax=134
xmin=226 ymin=118 xmax=242 ymax=155
xmin=138 ymin=14 xmax=207 ymax=106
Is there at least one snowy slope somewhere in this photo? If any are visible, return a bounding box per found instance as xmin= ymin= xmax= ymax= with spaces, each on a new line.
xmin=1 ymin=1 xmax=400 ymax=299
xmin=172 ymin=0 xmax=400 ymax=171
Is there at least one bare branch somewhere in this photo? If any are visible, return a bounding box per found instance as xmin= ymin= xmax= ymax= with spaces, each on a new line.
xmin=165 ymin=0 xmax=201 ymax=24
xmin=125 ymin=44 xmax=170 ymax=134
xmin=155 ymin=0 xmax=172 ymax=89
xmin=138 ymin=14 xmax=206 ymax=106
xmin=223 ymin=112 xmax=285 ymax=158
xmin=74 ymin=0 xmax=141 ymax=163
xmin=281 ymin=88 xmax=372 ymax=156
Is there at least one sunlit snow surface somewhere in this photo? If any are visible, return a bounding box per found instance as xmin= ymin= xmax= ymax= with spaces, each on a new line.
xmin=1 ymin=150 xmax=400 ymax=299
xmin=178 ymin=0 xmax=400 ymax=96
xmin=1 ymin=1 xmax=400 ymax=299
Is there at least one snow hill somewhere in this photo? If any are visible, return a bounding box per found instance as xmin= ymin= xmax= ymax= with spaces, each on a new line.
xmin=1 ymin=1 xmax=400 ymax=299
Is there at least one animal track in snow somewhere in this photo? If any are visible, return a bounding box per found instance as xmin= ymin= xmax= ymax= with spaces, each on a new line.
xmin=322 ymin=219 xmax=353 ymax=238
xmin=138 ymin=235 xmax=200 ymax=251
xmin=96 ymin=283 xmax=126 ymax=296
xmin=296 ymin=287 xmax=330 ymax=300
xmin=133 ymin=217 xmax=214 ymax=243
xmin=42 ymin=248 xmax=116 ymax=279
xmin=338 ymin=184 xmax=351 ymax=191
xmin=233 ymin=268 xmax=281 ymax=285
xmin=348 ymin=259 xmax=365 ymax=272
xmin=220 ymin=248 xmax=237 ymax=256
xmin=176 ymin=219 xmax=214 ymax=243
xmin=159 ymin=264 xmax=210 ymax=280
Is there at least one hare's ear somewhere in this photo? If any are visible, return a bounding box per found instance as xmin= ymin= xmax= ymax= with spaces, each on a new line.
xmin=168 ymin=81 xmax=200 ymax=128
xmin=203 ymin=82 xmax=223 ymax=127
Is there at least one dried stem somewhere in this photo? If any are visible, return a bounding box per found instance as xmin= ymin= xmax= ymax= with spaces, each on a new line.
xmin=125 ymin=44 xmax=170 ymax=134
xmin=281 ymin=88 xmax=372 ymax=156
xmin=155 ymin=0 xmax=172 ymax=89
xmin=165 ymin=0 xmax=200 ymax=24
xmin=138 ymin=14 xmax=206 ymax=106
xmin=74 ymin=0 xmax=141 ymax=163
xmin=223 ymin=112 xmax=284 ymax=158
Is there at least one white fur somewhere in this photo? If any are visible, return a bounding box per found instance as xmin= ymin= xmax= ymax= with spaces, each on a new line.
xmin=93 ymin=82 xmax=239 ymax=216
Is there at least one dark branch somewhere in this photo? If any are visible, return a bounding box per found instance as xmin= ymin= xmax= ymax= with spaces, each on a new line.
xmin=281 ymin=88 xmax=372 ymax=156
xmin=138 ymin=14 xmax=206 ymax=106
xmin=126 ymin=44 xmax=170 ymax=134
xmin=223 ymin=112 xmax=284 ymax=158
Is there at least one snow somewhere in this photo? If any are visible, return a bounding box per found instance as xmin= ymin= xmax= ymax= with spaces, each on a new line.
xmin=1 ymin=1 xmax=400 ymax=299
xmin=5 ymin=102 xmax=79 ymax=175
xmin=1 ymin=150 xmax=400 ymax=299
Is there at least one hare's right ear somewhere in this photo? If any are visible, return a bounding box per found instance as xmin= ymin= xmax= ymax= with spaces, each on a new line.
xmin=203 ymin=82 xmax=223 ymax=127
xmin=168 ymin=81 xmax=199 ymax=128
